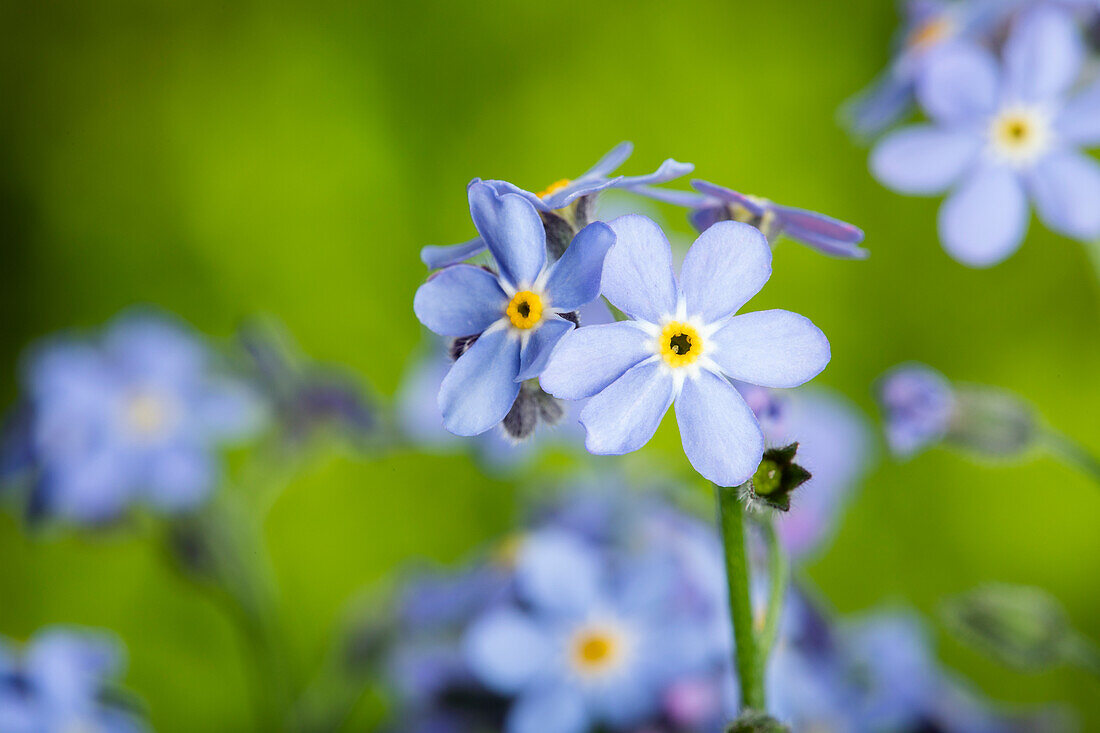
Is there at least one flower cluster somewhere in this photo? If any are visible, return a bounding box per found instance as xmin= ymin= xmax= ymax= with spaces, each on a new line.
xmin=377 ymin=485 xmax=1044 ymax=732
xmin=857 ymin=2 xmax=1100 ymax=266
xmin=0 ymin=627 xmax=146 ymax=732
xmin=0 ymin=312 xmax=263 ymax=524
xmin=413 ymin=144 xmax=854 ymax=487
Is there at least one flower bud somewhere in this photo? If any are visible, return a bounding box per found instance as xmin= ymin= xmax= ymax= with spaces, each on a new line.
xmin=747 ymin=443 xmax=811 ymax=512
xmin=946 ymin=386 xmax=1037 ymax=459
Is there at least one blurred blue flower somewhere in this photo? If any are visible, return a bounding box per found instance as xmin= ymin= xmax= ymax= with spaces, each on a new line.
xmin=872 ymin=6 xmax=1100 ymax=265
xmin=635 ymin=179 xmax=867 ymax=259
xmin=540 ymin=217 xmax=830 ymax=486
xmin=876 ymin=362 xmax=956 ymax=457
xmin=842 ymin=0 xmax=1022 ymax=137
xmin=420 ymin=142 xmax=692 ymax=269
xmin=0 ymin=627 xmax=145 ymax=733
xmin=4 ymin=312 xmax=263 ymax=524
xmin=414 ymin=181 xmax=615 ymax=437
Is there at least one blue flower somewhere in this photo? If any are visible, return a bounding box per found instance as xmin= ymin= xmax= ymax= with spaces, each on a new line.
xmin=462 ymin=529 xmax=701 ymax=733
xmin=842 ymin=0 xmax=1021 ymax=137
xmin=872 ymin=6 xmax=1100 ymax=265
xmin=635 ymin=179 xmax=868 ymax=259
xmin=540 ymin=217 xmax=831 ymax=486
xmin=413 ymin=181 xmax=616 ymax=437
xmin=6 ymin=312 xmax=263 ymax=524
xmin=876 ymin=362 xmax=956 ymax=457
xmin=0 ymin=627 xmax=146 ymax=732
xmin=420 ymin=142 xmax=691 ymax=269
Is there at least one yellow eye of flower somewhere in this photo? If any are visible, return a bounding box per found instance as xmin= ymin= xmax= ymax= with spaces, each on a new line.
xmin=988 ymin=106 xmax=1051 ymax=165
xmin=571 ymin=629 xmax=619 ymax=672
xmin=536 ymin=178 xmax=571 ymax=199
xmin=659 ymin=321 xmax=703 ymax=367
xmin=506 ymin=291 xmax=543 ymax=330
xmin=907 ymin=16 xmax=953 ymax=50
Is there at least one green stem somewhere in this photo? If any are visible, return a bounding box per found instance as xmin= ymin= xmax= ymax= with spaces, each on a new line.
xmin=1041 ymin=428 xmax=1100 ymax=486
xmin=759 ymin=520 xmax=789 ymax=659
xmin=714 ymin=482 xmax=765 ymax=711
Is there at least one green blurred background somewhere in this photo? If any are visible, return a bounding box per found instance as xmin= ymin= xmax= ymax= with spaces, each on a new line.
xmin=0 ymin=0 xmax=1097 ymax=730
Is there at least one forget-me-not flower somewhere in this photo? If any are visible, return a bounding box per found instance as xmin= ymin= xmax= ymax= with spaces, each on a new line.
xmin=635 ymin=179 xmax=867 ymax=259
xmin=0 ymin=627 xmax=146 ymax=732
xmin=413 ymin=181 xmax=615 ymax=437
xmin=540 ymin=217 xmax=831 ymax=486
xmin=872 ymin=6 xmax=1100 ymax=265
xmin=876 ymin=363 xmax=956 ymax=457
xmin=7 ymin=312 xmax=262 ymax=524
xmin=420 ymin=142 xmax=691 ymax=269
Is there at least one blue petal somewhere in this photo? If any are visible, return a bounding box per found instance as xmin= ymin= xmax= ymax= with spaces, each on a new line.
xmin=103 ymin=312 xmax=205 ymax=382
xmin=420 ymin=237 xmax=487 ymax=269
xmin=142 ymin=442 xmax=216 ymax=512
xmin=413 ymin=265 xmax=507 ymax=337
xmin=541 ymin=177 xmax=622 ymax=211
xmin=674 ymin=370 xmax=764 ymax=487
xmin=602 ymin=215 xmax=678 ymax=323
xmin=615 ymin=158 xmax=694 ymax=187
xmin=774 ymin=206 xmax=868 ymax=259
xmin=681 ymin=221 xmax=772 ymax=323
xmin=938 ymin=164 xmax=1028 ymax=267
xmin=464 ymin=609 xmax=551 ymax=694
xmin=629 ymin=184 xmax=710 ymax=208
xmin=579 ymin=360 xmax=673 ymax=455
xmin=871 ymin=125 xmax=980 ymax=194
xmin=1027 ymin=150 xmax=1100 ymax=240
xmin=539 ymin=322 xmax=652 ymax=400
xmin=508 ymin=686 xmax=588 ymax=733
xmin=39 ymin=450 xmax=136 ymax=523
xmin=1058 ymin=78 xmax=1100 ymax=147
xmin=514 ymin=529 xmax=601 ymax=613
xmin=516 ymin=317 xmax=574 ymax=382
xmin=468 ymin=181 xmax=547 ymax=289
xmin=544 ymin=222 xmax=616 ymax=311
xmin=710 ymin=310 xmax=830 ymax=388
xmin=196 ymin=378 xmax=265 ymax=441
xmin=581 ymin=141 xmax=634 ymax=178
xmin=1003 ymin=6 xmax=1083 ymax=103
xmin=438 ymin=327 xmax=521 ymax=436
xmin=27 ymin=629 xmax=122 ymax=704
xmin=915 ymin=44 xmax=999 ymax=123
xmin=840 ymin=71 xmax=915 ymax=139
xmin=691 ymin=180 xmax=766 ymax=216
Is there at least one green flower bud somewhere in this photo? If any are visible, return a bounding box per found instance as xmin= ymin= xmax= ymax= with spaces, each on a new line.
xmin=946 ymin=387 xmax=1037 ymax=459
xmin=747 ymin=443 xmax=811 ymax=512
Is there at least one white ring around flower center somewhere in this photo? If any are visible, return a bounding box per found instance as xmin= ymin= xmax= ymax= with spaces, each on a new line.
xmin=987 ymin=104 xmax=1052 ymax=168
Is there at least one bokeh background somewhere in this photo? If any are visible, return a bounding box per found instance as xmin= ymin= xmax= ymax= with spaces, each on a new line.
xmin=0 ymin=0 xmax=1098 ymax=730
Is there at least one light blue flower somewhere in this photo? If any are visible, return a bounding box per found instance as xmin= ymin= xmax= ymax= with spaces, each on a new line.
xmin=462 ymin=529 xmax=700 ymax=733
xmin=876 ymin=362 xmax=956 ymax=457
xmin=842 ymin=0 xmax=1023 ymax=137
xmin=634 ymin=179 xmax=868 ymax=259
xmin=872 ymin=6 xmax=1100 ymax=265
xmin=8 ymin=312 xmax=263 ymax=524
xmin=413 ymin=181 xmax=616 ymax=437
xmin=540 ymin=217 xmax=831 ymax=486
xmin=420 ymin=143 xmax=691 ymax=269
xmin=0 ymin=628 xmax=146 ymax=733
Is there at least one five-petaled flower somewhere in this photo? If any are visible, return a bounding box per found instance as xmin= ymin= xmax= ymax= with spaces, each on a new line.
xmin=635 ymin=179 xmax=867 ymax=259
xmin=420 ymin=142 xmax=691 ymax=269
xmin=413 ymin=181 xmax=616 ymax=437
xmin=871 ymin=6 xmax=1100 ymax=266
xmin=540 ymin=216 xmax=831 ymax=487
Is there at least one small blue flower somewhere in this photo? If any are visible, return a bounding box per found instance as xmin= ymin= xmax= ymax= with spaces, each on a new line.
xmin=635 ymin=179 xmax=867 ymax=259
xmin=842 ymin=0 xmax=1021 ymax=137
xmin=876 ymin=362 xmax=956 ymax=457
xmin=413 ymin=181 xmax=616 ymax=437
xmin=540 ymin=217 xmax=831 ymax=486
xmin=6 ymin=312 xmax=263 ymax=524
xmin=420 ymin=142 xmax=691 ymax=269
xmin=0 ymin=627 xmax=146 ymax=732
xmin=462 ymin=529 xmax=699 ymax=733
xmin=872 ymin=6 xmax=1100 ymax=265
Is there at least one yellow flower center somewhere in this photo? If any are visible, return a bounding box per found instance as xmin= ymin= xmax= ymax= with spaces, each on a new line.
xmin=989 ymin=106 xmax=1051 ymax=165
xmin=506 ymin=290 xmax=544 ymax=330
xmin=570 ymin=629 xmax=620 ymax=674
xmin=658 ymin=321 xmax=703 ymax=368
xmin=536 ymin=178 xmax=571 ymax=199
xmin=124 ymin=390 xmax=174 ymax=438
xmin=907 ymin=16 xmax=953 ymax=51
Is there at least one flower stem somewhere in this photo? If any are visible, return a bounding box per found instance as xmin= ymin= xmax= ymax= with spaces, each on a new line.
xmin=1041 ymin=428 xmax=1100 ymax=486
xmin=714 ymin=482 xmax=765 ymax=711
xmin=759 ymin=520 xmax=789 ymax=658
